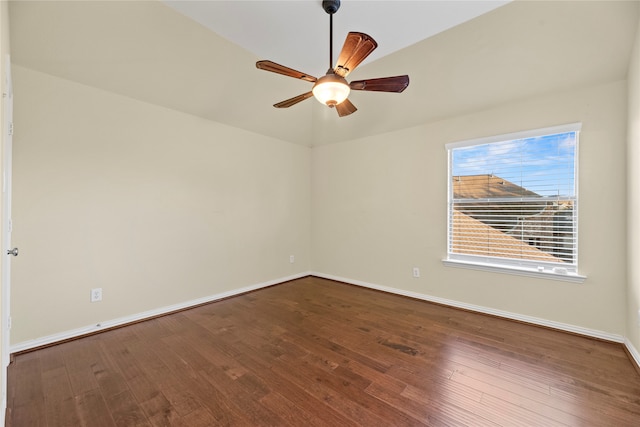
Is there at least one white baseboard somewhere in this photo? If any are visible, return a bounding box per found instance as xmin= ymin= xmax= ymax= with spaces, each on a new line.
xmin=11 ymin=270 xmax=639 ymax=374
xmin=310 ymin=272 xmax=626 ymax=344
xmin=10 ymin=272 xmax=312 ymax=354
xmin=625 ymin=337 xmax=640 ymax=370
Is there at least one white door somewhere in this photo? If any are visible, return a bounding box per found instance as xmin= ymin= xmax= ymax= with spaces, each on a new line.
xmin=1 ymin=54 xmax=14 ymax=414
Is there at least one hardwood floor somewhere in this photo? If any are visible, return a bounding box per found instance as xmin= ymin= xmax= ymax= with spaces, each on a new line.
xmin=6 ymin=276 xmax=640 ymax=426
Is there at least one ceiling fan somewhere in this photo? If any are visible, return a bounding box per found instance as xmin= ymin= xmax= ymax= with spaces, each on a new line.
xmin=256 ymin=0 xmax=409 ymax=117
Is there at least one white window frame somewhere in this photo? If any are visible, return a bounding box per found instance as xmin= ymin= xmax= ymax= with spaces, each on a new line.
xmin=443 ymin=123 xmax=586 ymax=283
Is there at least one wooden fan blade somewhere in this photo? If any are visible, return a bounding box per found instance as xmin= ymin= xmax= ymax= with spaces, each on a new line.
xmin=274 ymin=91 xmax=314 ymax=108
xmin=334 ymin=32 xmax=378 ymax=78
xmin=350 ymin=75 xmax=410 ymax=93
xmin=256 ymin=60 xmax=317 ymax=83
xmin=335 ymin=98 xmax=357 ymax=117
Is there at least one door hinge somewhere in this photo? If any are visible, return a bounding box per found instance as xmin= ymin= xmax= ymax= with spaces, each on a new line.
xmin=8 ymin=122 xmax=13 ymax=136
xmin=7 ymin=316 xmax=11 ymax=329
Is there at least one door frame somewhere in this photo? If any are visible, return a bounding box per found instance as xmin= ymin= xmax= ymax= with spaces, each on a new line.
xmin=1 ymin=53 xmax=13 ymax=421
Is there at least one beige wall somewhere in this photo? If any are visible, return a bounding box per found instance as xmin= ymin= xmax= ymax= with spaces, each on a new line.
xmin=10 ymin=66 xmax=311 ymax=344
xmin=312 ymin=80 xmax=628 ymax=336
xmin=627 ymin=12 xmax=640 ymax=354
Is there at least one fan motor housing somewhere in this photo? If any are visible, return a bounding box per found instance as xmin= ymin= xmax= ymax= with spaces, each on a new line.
xmin=322 ymin=0 xmax=340 ymax=15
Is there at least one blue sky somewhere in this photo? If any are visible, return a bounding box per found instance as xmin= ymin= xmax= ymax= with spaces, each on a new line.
xmin=451 ymin=131 xmax=577 ymax=197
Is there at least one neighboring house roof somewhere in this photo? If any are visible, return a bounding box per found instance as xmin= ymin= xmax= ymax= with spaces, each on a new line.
xmin=453 ymin=174 xmax=540 ymax=199
xmin=450 ymin=210 xmax=559 ymax=262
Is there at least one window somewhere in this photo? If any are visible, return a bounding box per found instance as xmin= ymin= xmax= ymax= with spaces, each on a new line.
xmin=444 ymin=123 xmax=584 ymax=282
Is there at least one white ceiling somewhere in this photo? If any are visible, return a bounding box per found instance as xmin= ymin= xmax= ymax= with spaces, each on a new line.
xmin=8 ymin=1 xmax=640 ymax=146
xmin=162 ymin=0 xmax=510 ymax=77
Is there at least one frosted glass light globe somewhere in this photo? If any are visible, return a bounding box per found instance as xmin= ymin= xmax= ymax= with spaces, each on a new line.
xmin=312 ymin=74 xmax=350 ymax=106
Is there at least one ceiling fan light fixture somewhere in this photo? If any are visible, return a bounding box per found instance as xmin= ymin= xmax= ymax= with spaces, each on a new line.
xmin=255 ymin=0 xmax=408 ymax=116
xmin=312 ymin=73 xmax=350 ymax=107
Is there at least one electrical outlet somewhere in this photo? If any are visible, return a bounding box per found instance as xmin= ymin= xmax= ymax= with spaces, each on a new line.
xmin=91 ymin=288 xmax=102 ymax=302
xmin=290 ymin=255 xmax=295 ymax=263
xmin=412 ymin=267 xmax=420 ymax=278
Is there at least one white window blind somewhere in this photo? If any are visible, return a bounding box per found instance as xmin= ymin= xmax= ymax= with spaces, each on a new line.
xmin=446 ymin=123 xmax=580 ymax=276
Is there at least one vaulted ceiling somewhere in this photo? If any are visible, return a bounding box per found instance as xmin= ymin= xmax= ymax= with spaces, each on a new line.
xmin=162 ymin=1 xmax=510 ymax=78
xmin=9 ymin=1 xmax=640 ymax=146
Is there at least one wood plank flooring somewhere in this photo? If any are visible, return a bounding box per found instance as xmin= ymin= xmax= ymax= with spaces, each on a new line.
xmin=6 ymin=276 xmax=640 ymax=426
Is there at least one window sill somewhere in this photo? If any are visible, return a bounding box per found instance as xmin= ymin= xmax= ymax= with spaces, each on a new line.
xmin=442 ymin=259 xmax=586 ymax=283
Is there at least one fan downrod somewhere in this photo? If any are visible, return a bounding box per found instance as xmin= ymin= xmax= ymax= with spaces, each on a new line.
xmin=322 ymin=0 xmax=340 ymax=15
